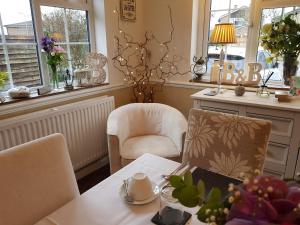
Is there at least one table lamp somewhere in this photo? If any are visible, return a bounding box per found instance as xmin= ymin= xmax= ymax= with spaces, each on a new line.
xmin=207 ymin=23 xmax=236 ymax=95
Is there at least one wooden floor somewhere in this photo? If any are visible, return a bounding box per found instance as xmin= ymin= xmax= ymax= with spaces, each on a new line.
xmin=77 ymin=164 xmax=111 ymax=194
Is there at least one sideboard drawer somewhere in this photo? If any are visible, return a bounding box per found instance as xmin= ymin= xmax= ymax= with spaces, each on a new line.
xmin=264 ymin=142 xmax=288 ymax=174
xmin=246 ymin=112 xmax=294 ymax=144
xmin=196 ymin=100 xmax=239 ymax=114
xmin=263 ymin=169 xmax=283 ymax=178
xmin=200 ymin=106 xmax=238 ymax=115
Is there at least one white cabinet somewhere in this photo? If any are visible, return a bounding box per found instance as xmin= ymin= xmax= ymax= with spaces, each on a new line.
xmin=191 ymin=89 xmax=300 ymax=179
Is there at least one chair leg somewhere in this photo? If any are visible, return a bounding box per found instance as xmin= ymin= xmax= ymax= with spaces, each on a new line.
xmin=107 ymin=135 xmax=122 ymax=174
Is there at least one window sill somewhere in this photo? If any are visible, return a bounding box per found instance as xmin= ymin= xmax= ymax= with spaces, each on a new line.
xmin=189 ymin=78 xmax=290 ymax=91
xmin=164 ymin=79 xmax=289 ymax=92
xmin=0 ymin=83 xmax=128 ymax=117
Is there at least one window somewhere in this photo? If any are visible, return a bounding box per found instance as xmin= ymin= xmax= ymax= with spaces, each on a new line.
xmin=198 ymin=0 xmax=300 ymax=86
xmin=0 ymin=0 xmax=41 ymax=91
xmin=207 ymin=0 xmax=251 ymax=73
xmin=41 ymin=6 xmax=90 ymax=73
xmin=257 ymin=6 xmax=300 ymax=82
xmin=0 ymin=0 xmax=93 ymax=92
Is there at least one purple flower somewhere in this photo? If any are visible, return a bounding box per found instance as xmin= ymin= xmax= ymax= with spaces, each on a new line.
xmin=41 ymin=33 xmax=65 ymax=66
xmin=41 ymin=35 xmax=57 ymax=54
xmin=228 ymin=188 xmax=278 ymax=222
xmin=244 ymin=176 xmax=289 ymax=200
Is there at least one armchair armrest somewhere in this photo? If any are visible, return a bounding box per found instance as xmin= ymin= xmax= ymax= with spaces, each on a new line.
xmin=161 ymin=111 xmax=187 ymax=153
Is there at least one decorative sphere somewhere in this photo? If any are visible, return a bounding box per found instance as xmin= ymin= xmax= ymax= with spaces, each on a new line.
xmin=235 ymin=84 xmax=245 ymax=96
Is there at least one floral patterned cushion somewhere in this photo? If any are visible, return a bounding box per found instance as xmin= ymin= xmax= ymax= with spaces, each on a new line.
xmin=183 ymin=109 xmax=272 ymax=179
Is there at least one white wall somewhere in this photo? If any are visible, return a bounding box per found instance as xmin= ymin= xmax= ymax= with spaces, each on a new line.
xmin=93 ymin=0 xmax=146 ymax=85
xmin=143 ymin=0 xmax=194 ymax=82
xmin=93 ymin=0 xmax=195 ymax=85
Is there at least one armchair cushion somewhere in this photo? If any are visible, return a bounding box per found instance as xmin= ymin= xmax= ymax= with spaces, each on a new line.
xmin=121 ymin=135 xmax=179 ymax=160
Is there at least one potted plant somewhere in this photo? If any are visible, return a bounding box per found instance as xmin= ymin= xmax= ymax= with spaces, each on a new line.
xmin=260 ymin=14 xmax=300 ymax=86
xmin=0 ymin=71 xmax=8 ymax=103
xmin=170 ymin=171 xmax=300 ymax=225
xmin=41 ymin=33 xmax=66 ymax=89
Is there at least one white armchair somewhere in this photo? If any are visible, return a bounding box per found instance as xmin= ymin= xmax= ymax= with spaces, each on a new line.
xmin=107 ymin=103 xmax=187 ymax=173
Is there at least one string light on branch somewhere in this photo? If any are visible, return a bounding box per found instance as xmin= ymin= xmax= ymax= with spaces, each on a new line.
xmin=112 ymin=6 xmax=190 ymax=103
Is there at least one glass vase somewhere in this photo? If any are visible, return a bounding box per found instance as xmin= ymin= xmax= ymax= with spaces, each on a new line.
xmin=50 ymin=64 xmax=59 ymax=90
xmin=283 ymin=54 xmax=299 ymax=86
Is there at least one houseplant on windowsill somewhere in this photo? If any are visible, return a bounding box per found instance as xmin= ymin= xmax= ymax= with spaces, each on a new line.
xmin=0 ymin=71 xmax=8 ymax=103
xmin=260 ymin=14 xmax=300 ymax=86
xmin=41 ymin=33 xmax=65 ymax=89
xmin=170 ymin=171 xmax=300 ymax=225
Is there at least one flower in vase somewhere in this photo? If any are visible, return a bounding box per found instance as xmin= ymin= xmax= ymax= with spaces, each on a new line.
xmin=41 ymin=33 xmax=65 ymax=66
xmin=41 ymin=33 xmax=66 ymax=88
xmin=53 ymin=46 xmax=65 ymax=54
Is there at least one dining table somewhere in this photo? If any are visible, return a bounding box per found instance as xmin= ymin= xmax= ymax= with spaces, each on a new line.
xmin=34 ymin=153 xmax=206 ymax=225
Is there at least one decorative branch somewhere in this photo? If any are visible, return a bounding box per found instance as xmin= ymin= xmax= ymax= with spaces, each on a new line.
xmin=112 ymin=6 xmax=190 ymax=103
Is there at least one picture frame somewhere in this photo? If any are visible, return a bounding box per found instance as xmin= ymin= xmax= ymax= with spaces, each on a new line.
xmin=120 ymin=0 xmax=136 ymax=22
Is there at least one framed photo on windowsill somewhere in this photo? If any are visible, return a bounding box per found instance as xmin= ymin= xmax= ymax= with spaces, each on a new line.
xmin=120 ymin=0 xmax=136 ymax=22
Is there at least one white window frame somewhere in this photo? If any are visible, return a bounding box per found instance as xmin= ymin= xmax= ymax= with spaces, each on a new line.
xmin=195 ymin=0 xmax=300 ymax=86
xmin=21 ymin=0 xmax=96 ymax=89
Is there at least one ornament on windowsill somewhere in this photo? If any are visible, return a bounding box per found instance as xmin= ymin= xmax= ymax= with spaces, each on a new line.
xmin=8 ymin=86 xmax=30 ymax=99
xmin=234 ymin=70 xmax=246 ymax=97
xmin=235 ymin=84 xmax=245 ymax=96
xmin=246 ymin=63 xmax=262 ymax=85
xmin=74 ymin=52 xmax=107 ymax=87
xmin=64 ymin=69 xmax=74 ymax=90
xmin=210 ymin=61 xmax=262 ymax=86
xmin=191 ymin=56 xmax=208 ymax=81
xmin=86 ymin=52 xmax=107 ymax=84
xmin=0 ymin=71 xmax=8 ymax=103
xmin=256 ymin=71 xmax=274 ymax=97
xmin=74 ymin=67 xmax=93 ymax=87
xmin=290 ymin=76 xmax=300 ymax=96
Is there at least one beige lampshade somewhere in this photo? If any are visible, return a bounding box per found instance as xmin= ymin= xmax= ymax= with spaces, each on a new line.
xmin=210 ymin=23 xmax=237 ymax=44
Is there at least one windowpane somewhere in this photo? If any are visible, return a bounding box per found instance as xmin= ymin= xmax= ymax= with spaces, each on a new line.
xmin=41 ymin=6 xmax=66 ymax=42
xmin=7 ymin=45 xmax=40 ymax=87
xmin=207 ymin=1 xmax=251 ymax=75
xmin=41 ymin=6 xmax=90 ymax=74
xmin=230 ymin=0 xmax=251 ymax=10
xmin=0 ymin=0 xmax=41 ymax=90
xmin=70 ymin=44 xmax=90 ymax=70
xmin=211 ymin=0 xmax=230 ymax=11
xmin=257 ymin=7 xmax=299 ymax=84
xmin=0 ymin=0 xmax=35 ymax=41
xmin=67 ymin=9 xmax=89 ymax=42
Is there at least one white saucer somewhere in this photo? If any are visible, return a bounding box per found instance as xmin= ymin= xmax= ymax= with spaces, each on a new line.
xmin=119 ymin=181 xmax=160 ymax=205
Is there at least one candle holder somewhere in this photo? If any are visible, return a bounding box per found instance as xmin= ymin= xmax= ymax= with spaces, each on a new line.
xmin=64 ymin=69 xmax=74 ymax=90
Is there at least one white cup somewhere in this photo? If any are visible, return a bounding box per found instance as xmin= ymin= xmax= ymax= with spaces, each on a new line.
xmin=127 ymin=173 xmax=154 ymax=201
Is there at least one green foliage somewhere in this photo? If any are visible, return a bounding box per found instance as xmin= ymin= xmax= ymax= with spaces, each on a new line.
xmin=197 ymin=180 xmax=205 ymax=200
xmin=0 ymin=71 xmax=8 ymax=89
xmin=260 ymin=14 xmax=300 ymax=59
xmin=170 ymin=172 xmax=200 ymax=207
xmin=170 ymin=172 xmax=229 ymax=225
xmin=207 ymin=187 xmax=222 ymax=204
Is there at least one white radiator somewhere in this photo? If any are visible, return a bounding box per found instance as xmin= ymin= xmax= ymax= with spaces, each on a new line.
xmin=0 ymin=96 xmax=115 ymax=171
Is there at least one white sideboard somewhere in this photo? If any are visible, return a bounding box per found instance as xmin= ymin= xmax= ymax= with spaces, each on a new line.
xmin=191 ymin=88 xmax=300 ymax=179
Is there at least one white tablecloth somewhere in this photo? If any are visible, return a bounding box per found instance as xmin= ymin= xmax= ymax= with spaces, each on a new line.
xmin=35 ymin=153 xmax=204 ymax=225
